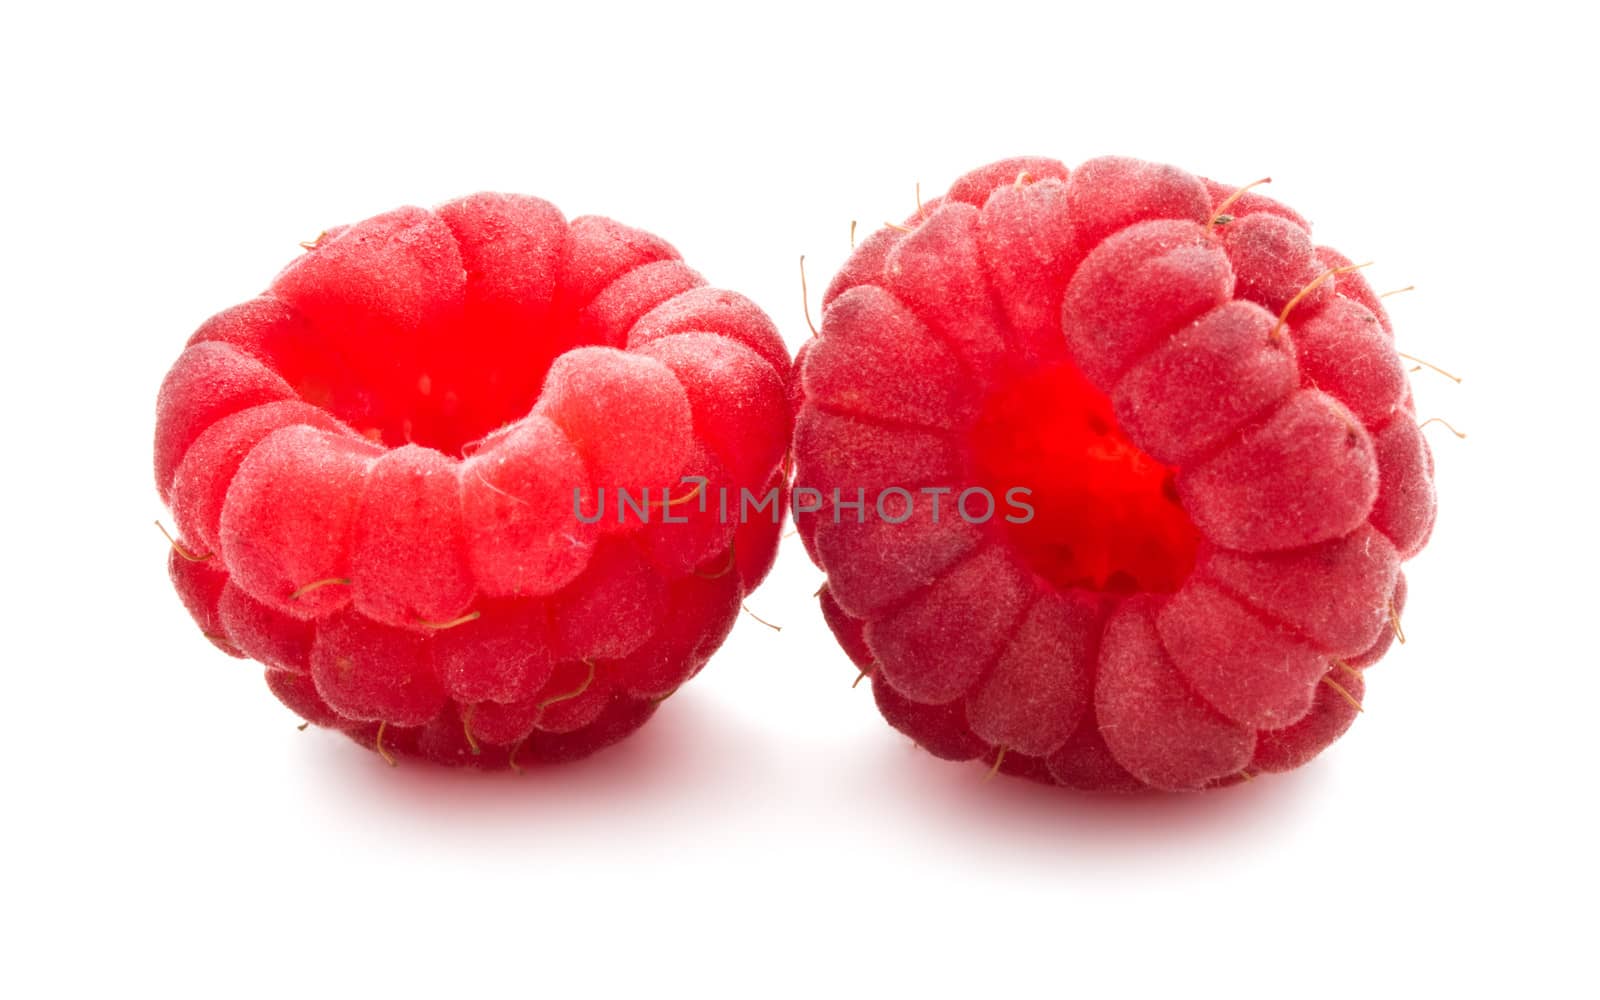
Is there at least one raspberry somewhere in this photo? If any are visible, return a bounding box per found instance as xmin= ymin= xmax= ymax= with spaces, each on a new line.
xmin=157 ymin=193 xmax=791 ymax=769
xmin=795 ymin=156 xmax=1436 ymax=792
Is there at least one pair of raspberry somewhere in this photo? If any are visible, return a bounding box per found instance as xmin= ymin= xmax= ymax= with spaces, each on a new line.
xmin=155 ymin=155 xmax=1436 ymax=790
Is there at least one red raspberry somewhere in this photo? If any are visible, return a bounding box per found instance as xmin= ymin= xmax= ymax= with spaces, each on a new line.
xmin=795 ymin=156 xmax=1434 ymax=791
xmin=157 ymin=193 xmax=792 ymax=769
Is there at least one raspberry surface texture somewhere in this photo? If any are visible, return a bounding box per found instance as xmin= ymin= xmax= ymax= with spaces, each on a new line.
xmin=157 ymin=194 xmax=792 ymax=769
xmin=795 ymin=156 xmax=1433 ymax=791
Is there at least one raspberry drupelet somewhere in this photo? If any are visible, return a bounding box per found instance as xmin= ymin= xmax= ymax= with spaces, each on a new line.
xmin=157 ymin=194 xmax=792 ymax=769
xmin=794 ymin=156 xmax=1433 ymax=791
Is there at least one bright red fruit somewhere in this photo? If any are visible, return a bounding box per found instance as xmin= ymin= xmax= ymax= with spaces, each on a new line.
xmin=157 ymin=193 xmax=791 ymax=769
xmin=796 ymin=156 xmax=1434 ymax=792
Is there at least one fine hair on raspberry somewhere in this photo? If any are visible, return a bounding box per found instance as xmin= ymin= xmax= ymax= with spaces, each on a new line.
xmin=157 ymin=193 xmax=793 ymax=769
xmin=794 ymin=155 xmax=1435 ymax=792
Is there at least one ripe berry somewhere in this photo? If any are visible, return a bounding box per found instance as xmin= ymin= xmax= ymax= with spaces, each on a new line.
xmin=157 ymin=193 xmax=792 ymax=769
xmin=795 ymin=156 xmax=1434 ymax=791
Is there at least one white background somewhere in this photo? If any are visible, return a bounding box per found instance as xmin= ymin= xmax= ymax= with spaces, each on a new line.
xmin=4 ymin=1 xmax=1596 ymax=996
